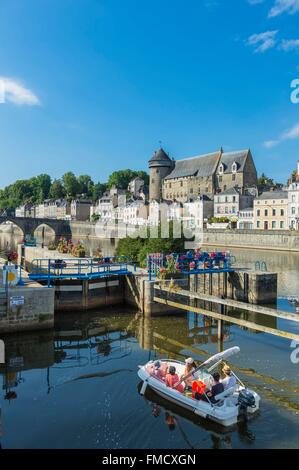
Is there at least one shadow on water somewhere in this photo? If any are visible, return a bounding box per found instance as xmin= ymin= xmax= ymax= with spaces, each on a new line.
xmin=137 ymin=382 xmax=257 ymax=449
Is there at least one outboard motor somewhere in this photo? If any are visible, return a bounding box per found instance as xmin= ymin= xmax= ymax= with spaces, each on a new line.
xmin=237 ymin=389 xmax=256 ymax=421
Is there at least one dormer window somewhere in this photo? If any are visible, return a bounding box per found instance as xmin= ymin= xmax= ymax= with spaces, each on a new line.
xmin=232 ymin=162 xmax=238 ymax=173
xmin=218 ymin=163 xmax=224 ymax=174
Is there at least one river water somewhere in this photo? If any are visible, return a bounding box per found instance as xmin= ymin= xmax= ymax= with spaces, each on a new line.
xmin=0 ymin=229 xmax=299 ymax=449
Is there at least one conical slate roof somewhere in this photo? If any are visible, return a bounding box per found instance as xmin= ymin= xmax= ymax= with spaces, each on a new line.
xmin=149 ymin=148 xmax=172 ymax=165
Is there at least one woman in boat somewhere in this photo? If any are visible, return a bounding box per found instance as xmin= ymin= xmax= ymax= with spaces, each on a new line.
xmin=221 ymin=364 xmax=237 ymax=390
xmin=182 ymin=357 xmax=197 ymax=391
xmin=165 ymin=366 xmax=184 ymax=393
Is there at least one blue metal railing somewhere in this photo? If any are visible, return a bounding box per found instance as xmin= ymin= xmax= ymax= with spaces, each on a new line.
xmin=29 ymin=256 xmax=136 ymax=286
xmin=147 ymin=251 xmax=235 ymax=280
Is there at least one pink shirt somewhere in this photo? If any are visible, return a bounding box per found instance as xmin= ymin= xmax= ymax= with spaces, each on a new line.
xmin=165 ymin=373 xmax=184 ymax=393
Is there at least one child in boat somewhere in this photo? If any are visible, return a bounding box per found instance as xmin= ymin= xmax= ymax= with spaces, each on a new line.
xmin=182 ymin=357 xmax=197 ymax=391
xmin=165 ymin=366 xmax=184 ymax=393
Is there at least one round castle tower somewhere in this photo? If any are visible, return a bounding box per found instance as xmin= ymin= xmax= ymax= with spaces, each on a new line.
xmin=149 ymin=148 xmax=174 ymax=201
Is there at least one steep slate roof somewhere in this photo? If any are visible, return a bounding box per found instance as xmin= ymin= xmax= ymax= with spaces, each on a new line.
xmin=219 ymin=150 xmax=249 ymax=173
xmin=164 ymin=151 xmax=220 ymax=180
xmin=149 ymin=148 xmax=172 ymax=163
xmin=257 ymin=191 xmax=288 ymax=200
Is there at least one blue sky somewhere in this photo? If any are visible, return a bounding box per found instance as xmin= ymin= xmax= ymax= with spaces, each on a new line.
xmin=0 ymin=0 xmax=299 ymax=187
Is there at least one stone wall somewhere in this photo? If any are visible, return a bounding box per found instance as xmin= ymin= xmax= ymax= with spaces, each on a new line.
xmin=0 ymin=283 xmax=55 ymax=334
xmin=203 ymin=229 xmax=299 ymax=252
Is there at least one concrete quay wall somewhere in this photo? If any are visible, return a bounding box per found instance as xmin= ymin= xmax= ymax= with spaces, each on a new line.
xmin=203 ymin=229 xmax=299 ymax=252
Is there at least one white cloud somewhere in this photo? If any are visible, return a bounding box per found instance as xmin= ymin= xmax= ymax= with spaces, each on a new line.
xmin=247 ymin=30 xmax=279 ymax=53
xmin=0 ymin=77 xmax=40 ymax=106
xmin=281 ymin=122 xmax=299 ymax=139
xmin=269 ymin=0 xmax=299 ymax=18
xmin=280 ymin=38 xmax=299 ymax=51
xmin=263 ymin=122 xmax=299 ymax=148
xmin=263 ymin=140 xmax=279 ymax=148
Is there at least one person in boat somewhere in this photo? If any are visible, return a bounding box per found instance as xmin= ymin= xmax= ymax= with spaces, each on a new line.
xmin=182 ymin=357 xmax=197 ymax=391
xmin=165 ymin=366 xmax=184 ymax=393
xmin=221 ymin=364 xmax=237 ymax=390
xmin=195 ymin=372 xmax=224 ymax=403
xmin=206 ymin=372 xmax=224 ymax=403
xmin=152 ymin=361 xmax=165 ymax=381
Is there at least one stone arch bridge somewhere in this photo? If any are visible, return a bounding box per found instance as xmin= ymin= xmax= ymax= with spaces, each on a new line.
xmin=0 ymin=216 xmax=72 ymax=242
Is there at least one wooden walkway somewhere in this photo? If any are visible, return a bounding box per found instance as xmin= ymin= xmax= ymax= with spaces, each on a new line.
xmin=154 ymin=285 xmax=299 ymax=342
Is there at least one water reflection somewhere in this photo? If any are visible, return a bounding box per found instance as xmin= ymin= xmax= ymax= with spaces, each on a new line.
xmin=0 ymin=307 xmax=298 ymax=449
xmin=138 ymin=382 xmax=256 ymax=450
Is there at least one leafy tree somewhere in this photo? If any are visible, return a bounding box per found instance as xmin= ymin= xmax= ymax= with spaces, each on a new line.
xmin=62 ymin=172 xmax=80 ymax=198
xmin=78 ymin=175 xmax=94 ymax=197
xmin=50 ymin=179 xmax=66 ymax=199
xmin=108 ymin=169 xmax=149 ymax=190
xmin=117 ymin=222 xmax=186 ymax=267
xmin=92 ymin=182 xmax=108 ymax=201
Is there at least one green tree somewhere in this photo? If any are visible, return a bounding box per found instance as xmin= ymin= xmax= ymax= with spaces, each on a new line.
xmin=50 ymin=179 xmax=66 ymax=199
xmin=108 ymin=169 xmax=149 ymax=190
xmin=78 ymin=175 xmax=94 ymax=197
xmin=92 ymin=182 xmax=108 ymax=201
xmin=62 ymin=172 xmax=80 ymax=198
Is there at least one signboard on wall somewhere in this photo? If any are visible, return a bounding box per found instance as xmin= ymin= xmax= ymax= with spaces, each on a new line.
xmin=10 ymin=296 xmax=25 ymax=306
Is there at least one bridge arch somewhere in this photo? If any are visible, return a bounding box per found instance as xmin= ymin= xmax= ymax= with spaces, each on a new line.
xmin=34 ymin=223 xmax=56 ymax=246
xmin=0 ymin=218 xmax=25 ymax=237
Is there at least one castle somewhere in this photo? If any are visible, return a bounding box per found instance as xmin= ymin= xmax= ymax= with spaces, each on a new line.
xmin=149 ymin=147 xmax=257 ymax=203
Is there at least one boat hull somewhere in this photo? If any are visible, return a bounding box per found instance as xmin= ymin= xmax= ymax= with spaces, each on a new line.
xmin=138 ymin=362 xmax=260 ymax=428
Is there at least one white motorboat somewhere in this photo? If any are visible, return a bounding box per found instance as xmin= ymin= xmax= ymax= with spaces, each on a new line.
xmin=138 ymin=346 xmax=260 ymax=427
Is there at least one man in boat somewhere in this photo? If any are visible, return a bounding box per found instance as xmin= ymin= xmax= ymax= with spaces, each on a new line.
xmin=221 ymin=364 xmax=237 ymax=390
xmin=195 ymin=372 xmax=224 ymax=403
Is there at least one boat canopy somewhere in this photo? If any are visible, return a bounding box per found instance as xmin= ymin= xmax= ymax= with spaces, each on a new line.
xmin=199 ymin=346 xmax=240 ymax=370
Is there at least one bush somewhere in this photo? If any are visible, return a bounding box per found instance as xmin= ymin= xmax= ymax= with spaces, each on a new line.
xmin=116 ymin=222 xmax=187 ymax=267
xmin=48 ymin=241 xmax=56 ymax=251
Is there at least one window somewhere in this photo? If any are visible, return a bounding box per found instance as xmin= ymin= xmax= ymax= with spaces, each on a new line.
xmin=272 ymin=209 xmax=276 ymax=216
xmin=292 ymin=207 xmax=296 ymax=215
xmin=218 ymin=175 xmax=222 ymax=182
xmin=151 ymin=178 xmax=155 ymax=184
xmin=156 ymin=169 xmax=159 ymax=174
xmin=180 ymin=181 xmax=183 ymax=187
xmin=225 ymin=207 xmax=228 ymax=214
xmin=264 ymin=209 xmax=268 ymax=216
xmin=272 ymin=221 xmax=276 ymax=229
xmin=280 ymin=209 xmax=284 ymax=216
xmin=257 ymin=209 xmax=260 ymax=216
xmin=232 ymin=174 xmax=236 ymax=181
xmin=232 ymin=162 xmax=237 ymax=173
xmin=292 ymin=195 xmax=295 ymax=203
xmin=218 ymin=163 xmax=224 ymax=174
xmin=205 ymin=187 xmax=209 ymax=192
xmin=190 ymin=188 xmax=193 ymax=194
xmin=280 ymin=221 xmax=284 ymax=229
xmin=232 ymin=206 xmax=236 ymax=213
xmin=223 ymin=185 xmax=227 ymax=191
xmin=217 ymin=207 xmax=220 ymax=214
xmin=257 ymin=221 xmax=260 ymax=228
xmin=232 ymin=196 xmax=236 ymax=202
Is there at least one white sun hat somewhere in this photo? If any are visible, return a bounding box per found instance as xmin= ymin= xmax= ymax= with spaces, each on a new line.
xmin=185 ymin=357 xmax=194 ymax=364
